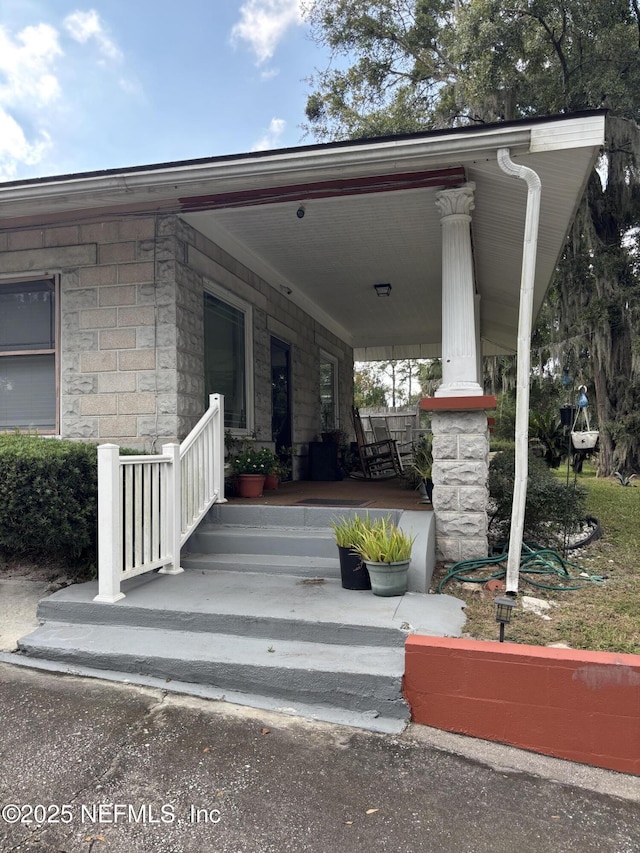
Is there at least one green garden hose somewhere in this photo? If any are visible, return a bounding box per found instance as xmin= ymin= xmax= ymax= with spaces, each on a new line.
xmin=437 ymin=542 xmax=606 ymax=594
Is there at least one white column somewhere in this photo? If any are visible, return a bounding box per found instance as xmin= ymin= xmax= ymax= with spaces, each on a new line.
xmin=435 ymin=183 xmax=483 ymax=397
xmin=475 ymin=293 xmax=483 ymax=388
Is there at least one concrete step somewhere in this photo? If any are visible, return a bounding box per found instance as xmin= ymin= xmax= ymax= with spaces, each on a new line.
xmin=35 ymin=571 xmax=413 ymax=647
xmin=181 ymin=552 xmax=342 ymax=579
xmin=18 ymin=621 xmax=409 ymax=721
xmin=185 ymin=505 xmax=436 ymax=598
xmin=17 ymin=506 xmax=449 ymax=732
xmin=187 ymin=525 xmax=338 ymax=559
xmin=201 ymin=504 xmax=402 ymax=530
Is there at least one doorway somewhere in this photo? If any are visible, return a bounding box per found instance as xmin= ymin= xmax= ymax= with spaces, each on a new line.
xmin=271 ymin=337 xmax=292 ymax=478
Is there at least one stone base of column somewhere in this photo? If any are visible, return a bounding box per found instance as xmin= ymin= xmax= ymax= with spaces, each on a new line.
xmin=421 ymin=398 xmax=495 ymax=567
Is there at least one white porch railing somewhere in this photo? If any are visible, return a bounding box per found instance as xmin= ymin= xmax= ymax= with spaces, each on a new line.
xmin=95 ymin=394 xmax=225 ymax=603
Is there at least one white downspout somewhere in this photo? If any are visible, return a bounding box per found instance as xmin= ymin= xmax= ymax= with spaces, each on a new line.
xmin=496 ymin=148 xmax=542 ymax=594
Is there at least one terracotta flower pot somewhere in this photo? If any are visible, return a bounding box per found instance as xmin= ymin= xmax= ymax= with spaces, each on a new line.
xmin=264 ymin=473 xmax=280 ymax=490
xmin=236 ymin=474 xmax=265 ymax=498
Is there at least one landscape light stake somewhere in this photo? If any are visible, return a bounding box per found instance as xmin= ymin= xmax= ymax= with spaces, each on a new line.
xmin=494 ymin=594 xmax=517 ymax=643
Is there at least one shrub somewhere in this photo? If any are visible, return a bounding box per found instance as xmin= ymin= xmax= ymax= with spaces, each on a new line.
xmin=529 ymin=409 xmax=565 ymax=468
xmin=0 ymin=435 xmax=105 ymax=575
xmin=488 ymin=449 xmax=586 ymax=547
xmin=489 ymin=438 xmax=515 ymax=454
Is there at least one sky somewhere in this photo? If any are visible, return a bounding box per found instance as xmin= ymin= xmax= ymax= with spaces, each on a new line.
xmin=0 ymin=0 xmax=332 ymax=182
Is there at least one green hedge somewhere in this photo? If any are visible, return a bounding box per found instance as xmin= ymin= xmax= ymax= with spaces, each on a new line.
xmin=0 ymin=434 xmax=101 ymax=570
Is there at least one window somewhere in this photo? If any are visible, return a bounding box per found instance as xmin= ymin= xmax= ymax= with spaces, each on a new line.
xmin=203 ymin=287 xmax=253 ymax=431
xmin=320 ymin=352 xmax=338 ymax=431
xmin=0 ymin=277 xmax=58 ymax=432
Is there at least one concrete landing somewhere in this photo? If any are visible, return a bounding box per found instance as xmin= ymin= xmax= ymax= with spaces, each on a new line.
xmin=35 ymin=569 xmax=466 ymax=641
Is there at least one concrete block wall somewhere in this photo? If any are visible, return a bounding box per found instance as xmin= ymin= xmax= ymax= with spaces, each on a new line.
xmin=404 ymin=635 xmax=640 ymax=776
xmin=0 ymin=216 xmax=175 ymax=449
xmin=431 ymin=409 xmax=490 ymax=563
xmin=1 ymin=212 xmax=353 ymax=454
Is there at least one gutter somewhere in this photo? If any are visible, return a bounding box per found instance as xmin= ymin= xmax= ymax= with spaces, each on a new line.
xmin=0 ymin=128 xmax=535 ymax=218
xmin=496 ymin=148 xmax=542 ymax=594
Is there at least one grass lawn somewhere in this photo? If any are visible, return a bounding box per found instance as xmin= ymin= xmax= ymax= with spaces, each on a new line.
xmin=433 ymin=465 xmax=640 ymax=653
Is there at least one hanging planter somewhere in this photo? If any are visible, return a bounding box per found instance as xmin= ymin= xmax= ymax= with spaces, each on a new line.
xmin=559 ymin=405 xmax=576 ymax=428
xmin=571 ymin=386 xmax=599 ymax=450
xmin=571 ymin=430 xmax=599 ymax=450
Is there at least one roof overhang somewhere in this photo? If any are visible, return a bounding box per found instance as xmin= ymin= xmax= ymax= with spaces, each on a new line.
xmin=0 ymin=112 xmax=606 ymax=358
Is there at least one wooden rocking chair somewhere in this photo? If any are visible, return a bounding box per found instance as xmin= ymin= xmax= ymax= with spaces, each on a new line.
xmin=369 ymin=417 xmax=414 ymax=469
xmin=351 ymin=407 xmax=403 ymax=479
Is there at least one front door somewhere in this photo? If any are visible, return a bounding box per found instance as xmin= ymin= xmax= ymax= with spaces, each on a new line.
xmin=271 ymin=337 xmax=292 ymax=477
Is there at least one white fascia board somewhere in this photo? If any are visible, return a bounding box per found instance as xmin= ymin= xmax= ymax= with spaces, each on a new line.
xmin=0 ymin=127 xmax=534 ymax=217
xmin=0 ymin=114 xmax=604 ymax=220
xmin=529 ymin=113 xmax=606 ymax=153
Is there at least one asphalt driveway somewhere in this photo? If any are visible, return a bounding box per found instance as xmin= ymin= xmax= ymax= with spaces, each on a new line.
xmin=0 ymin=662 xmax=639 ymax=853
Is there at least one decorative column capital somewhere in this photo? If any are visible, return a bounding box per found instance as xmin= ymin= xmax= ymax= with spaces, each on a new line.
xmin=435 ymin=183 xmax=476 ymax=219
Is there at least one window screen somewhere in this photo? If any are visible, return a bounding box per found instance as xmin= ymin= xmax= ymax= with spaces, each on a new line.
xmin=204 ymin=291 xmax=247 ymax=430
xmin=0 ymin=279 xmax=57 ymax=431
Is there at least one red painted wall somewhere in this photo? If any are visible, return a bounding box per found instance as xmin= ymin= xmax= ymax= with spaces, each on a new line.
xmin=404 ymin=636 xmax=640 ymax=775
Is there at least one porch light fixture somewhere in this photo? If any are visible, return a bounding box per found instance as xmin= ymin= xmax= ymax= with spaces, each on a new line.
xmin=296 ymin=205 xmax=305 ymax=219
xmin=374 ymin=283 xmax=392 ymax=297
xmin=494 ymin=594 xmax=516 ymax=643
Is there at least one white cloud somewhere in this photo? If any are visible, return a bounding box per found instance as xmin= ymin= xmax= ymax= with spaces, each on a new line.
xmin=231 ymin=0 xmax=304 ymax=65
xmin=252 ymin=117 xmax=287 ymax=151
xmin=0 ymin=23 xmax=62 ymax=179
xmin=0 ymin=23 xmax=62 ymax=105
xmin=0 ymin=11 xmax=133 ymax=180
xmin=63 ymin=9 xmax=123 ymax=62
xmin=0 ymin=109 xmax=51 ymax=180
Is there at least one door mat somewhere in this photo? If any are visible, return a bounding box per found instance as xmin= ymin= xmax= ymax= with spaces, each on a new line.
xmin=295 ymin=498 xmax=371 ymax=507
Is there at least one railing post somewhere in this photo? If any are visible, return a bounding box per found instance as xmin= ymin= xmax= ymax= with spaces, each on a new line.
xmin=210 ymin=393 xmax=227 ymax=504
xmin=94 ymin=444 xmax=125 ymax=603
xmin=159 ymin=442 xmax=184 ymax=575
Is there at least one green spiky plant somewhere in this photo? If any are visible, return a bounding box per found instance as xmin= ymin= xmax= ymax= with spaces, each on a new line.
xmin=352 ymin=516 xmax=414 ymax=564
xmin=330 ymin=514 xmax=372 ymax=548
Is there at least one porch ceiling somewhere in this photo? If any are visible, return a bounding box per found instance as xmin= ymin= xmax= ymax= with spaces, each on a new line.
xmin=181 ymin=114 xmax=605 ymax=359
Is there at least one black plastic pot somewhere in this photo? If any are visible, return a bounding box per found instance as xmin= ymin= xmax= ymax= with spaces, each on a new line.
xmin=559 ymin=405 xmax=576 ymax=428
xmin=337 ymin=545 xmax=371 ymax=590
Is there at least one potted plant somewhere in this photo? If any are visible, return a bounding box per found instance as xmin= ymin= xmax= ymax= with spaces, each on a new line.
xmin=264 ymin=447 xmax=294 ymax=490
xmin=330 ymin=515 xmax=372 ymax=590
xmin=352 ymin=516 xmax=415 ymax=597
xmin=408 ymin=435 xmax=433 ymax=503
xmin=231 ymin=446 xmax=276 ymax=498
xmin=262 ymin=450 xmax=280 ymax=490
